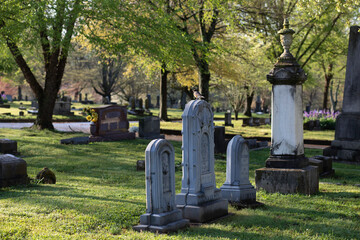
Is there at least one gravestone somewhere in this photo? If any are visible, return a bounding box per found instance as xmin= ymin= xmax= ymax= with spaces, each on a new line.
xmin=19 ymin=111 xmax=24 ymax=116
xmin=255 ymin=96 xmax=262 ymax=112
xmin=25 ymin=95 xmax=28 ymax=101
xmin=214 ymin=126 xmax=226 ymax=154
xmin=242 ymin=118 xmax=254 ymax=126
xmin=31 ymin=100 xmax=38 ymax=108
xmin=323 ymin=26 xmax=360 ymax=162
xmin=53 ymin=97 xmax=73 ymax=115
xmin=255 ymin=19 xmax=318 ymax=195
xmin=156 ymin=95 xmax=160 ymax=108
xmin=220 ymin=135 xmax=262 ymax=208
xmin=176 ymin=100 xmax=228 ymax=223
xmin=224 ymin=112 xmax=233 ymax=127
xmin=85 ymin=93 xmax=88 ymax=102
xmin=89 ymin=105 xmax=135 ymax=142
xmin=79 ymin=93 xmax=82 ymax=102
xmin=0 ymin=139 xmax=18 ymax=155
xmin=0 ymin=154 xmax=29 ymax=188
xmin=139 ymin=116 xmax=164 ymax=139
xmin=133 ymin=139 xmax=189 ymax=233
xmin=6 ymin=95 xmax=12 ymax=102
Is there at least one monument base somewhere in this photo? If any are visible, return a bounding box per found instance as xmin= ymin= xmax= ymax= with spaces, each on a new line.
xmin=309 ymin=156 xmax=335 ymax=178
xmin=255 ymin=165 xmax=319 ymax=195
xmin=133 ymin=209 xmax=189 ymax=233
xmin=177 ymin=198 xmax=228 ymax=223
xmin=89 ymin=132 xmax=135 ymax=142
xmin=220 ymin=184 xmax=256 ymax=202
xmin=323 ymin=139 xmax=360 ymax=162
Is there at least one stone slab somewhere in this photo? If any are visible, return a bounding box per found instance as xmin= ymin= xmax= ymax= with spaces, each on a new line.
xmin=220 ymin=185 xmax=256 ymax=203
xmin=308 ymin=158 xmax=324 ymax=175
xmin=133 ymin=218 xmax=189 ymax=233
xmin=255 ymin=166 xmax=319 ymax=195
xmin=0 ymin=154 xmax=29 ymax=187
xmin=60 ymin=137 xmax=89 ymax=145
xmin=331 ymin=140 xmax=360 ymax=150
xmin=177 ymin=198 xmax=228 ymax=223
xmin=0 ymin=139 xmax=17 ymax=154
xmin=89 ymin=132 xmax=135 ymax=142
xmin=265 ymin=155 xmax=309 ymax=169
xmin=337 ymin=149 xmax=360 ymax=161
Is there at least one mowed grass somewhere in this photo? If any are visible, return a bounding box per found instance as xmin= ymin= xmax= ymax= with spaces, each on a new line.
xmin=160 ymin=120 xmax=335 ymax=141
xmin=0 ymin=128 xmax=359 ymax=239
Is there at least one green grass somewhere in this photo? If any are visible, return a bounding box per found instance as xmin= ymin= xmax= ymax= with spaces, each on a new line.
xmin=0 ymin=128 xmax=359 ymax=239
xmin=159 ymin=120 xmax=335 ymax=141
xmin=0 ymin=102 xmax=269 ymax=121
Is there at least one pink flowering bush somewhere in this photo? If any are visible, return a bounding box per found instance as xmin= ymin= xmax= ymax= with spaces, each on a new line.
xmin=303 ymin=109 xmax=340 ymax=130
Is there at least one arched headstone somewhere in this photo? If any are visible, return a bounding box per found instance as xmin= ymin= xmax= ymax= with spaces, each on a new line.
xmin=134 ymin=139 xmax=189 ymax=233
xmin=176 ymin=100 xmax=228 ymax=222
xmin=220 ymin=135 xmax=262 ymax=208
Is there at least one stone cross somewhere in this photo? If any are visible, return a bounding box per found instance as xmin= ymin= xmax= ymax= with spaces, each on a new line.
xmin=176 ymin=100 xmax=228 ymax=222
xmin=220 ymin=135 xmax=256 ymax=203
xmin=133 ymin=139 xmax=189 ymax=233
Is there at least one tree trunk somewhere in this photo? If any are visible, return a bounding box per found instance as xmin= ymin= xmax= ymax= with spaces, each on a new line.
xmin=244 ymin=90 xmax=254 ymax=117
xmin=198 ymin=59 xmax=210 ymax=101
xmin=34 ymin=93 xmax=57 ymax=130
xmin=322 ymin=63 xmax=333 ymax=110
xmin=234 ymin=110 xmax=239 ymax=120
xmin=159 ymin=63 xmax=169 ymax=121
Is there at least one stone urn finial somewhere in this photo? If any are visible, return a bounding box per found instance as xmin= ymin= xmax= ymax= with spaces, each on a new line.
xmin=278 ymin=18 xmax=295 ymax=59
xmin=267 ymin=17 xmax=306 ymax=85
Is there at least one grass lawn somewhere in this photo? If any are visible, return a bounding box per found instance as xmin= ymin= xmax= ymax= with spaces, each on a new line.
xmin=0 ymin=102 xmax=269 ymax=121
xmin=0 ymin=129 xmax=359 ymax=239
xmin=160 ymin=120 xmax=335 ymax=141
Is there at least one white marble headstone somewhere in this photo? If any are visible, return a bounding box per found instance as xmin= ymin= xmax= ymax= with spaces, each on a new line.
xmin=220 ymin=135 xmax=256 ymax=203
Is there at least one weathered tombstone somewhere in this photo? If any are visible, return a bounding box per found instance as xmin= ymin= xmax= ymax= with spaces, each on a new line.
xmin=0 ymin=154 xmax=29 ymax=188
xmin=139 ymin=116 xmax=164 ymax=139
xmin=31 ymin=100 xmax=38 ymax=108
xmin=176 ymin=100 xmax=228 ymax=223
xmin=224 ymin=112 xmax=233 ymax=127
xmin=255 ymin=19 xmax=318 ymax=195
xmin=85 ymin=93 xmax=88 ymax=102
xmin=53 ymin=96 xmax=73 ymax=115
xmin=79 ymin=93 xmax=82 ymax=102
xmin=0 ymin=139 xmax=18 ymax=155
xmin=19 ymin=111 xmax=24 ymax=116
xmin=134 ymin=139 xmax=189 ymax=233
xmin=89 ymin=105 xmax=135 ymax=142
xmin=214 ymin=126 xmax=226 ymax=154
xmin=220 ymin=135 xmax=262 ymax=208
xmin=323 ymin=26 xmax=360 ymax=162
xmin=255 ymin=96 xmax=262 ymax=113
xmin=156 ymin=95 xmax=160 ymax=108
xmin=6 ymin=95 xmax=12 ymax=102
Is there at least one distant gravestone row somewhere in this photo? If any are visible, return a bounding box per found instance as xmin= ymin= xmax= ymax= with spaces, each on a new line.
xmin=134 ymin=100 xmax=261 ymax=233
